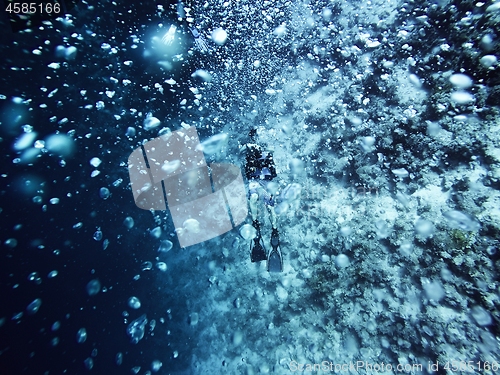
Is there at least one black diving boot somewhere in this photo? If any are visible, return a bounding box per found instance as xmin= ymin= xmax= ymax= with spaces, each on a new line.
xmin=250 ymin=220 xmax=267 ymax=262
xmin=267 ymin=228 xmax=283 ymax=272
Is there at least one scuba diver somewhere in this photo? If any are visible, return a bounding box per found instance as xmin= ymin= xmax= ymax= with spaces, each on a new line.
xmin=241 ymin=129 xmax=283 ymax=272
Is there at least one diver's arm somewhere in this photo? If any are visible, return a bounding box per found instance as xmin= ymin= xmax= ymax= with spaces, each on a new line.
xmin=240 ymin=143 xmax=261 ymax=151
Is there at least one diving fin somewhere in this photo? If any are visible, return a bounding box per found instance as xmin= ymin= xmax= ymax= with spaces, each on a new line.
xmin=267 ymin=228 xmax=283 ymax=272
xmin=250 ymin=220 xmax=267 ymax=262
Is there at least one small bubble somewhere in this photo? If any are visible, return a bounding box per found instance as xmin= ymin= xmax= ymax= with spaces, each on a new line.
xmin=4 ymin=238 xmax=18 ymax=248
xmin=93 ymin=229 xmax=103 ymax=241
xmin=86 ymin=279 xmax=101 ymax=296
xmin=90 ymin=157 xmax=102 ymax=167
xmin=123 ymin=217 xmax=134 ymax=229
xmin=76 ymin=328 xmax=87 ymax=343
xmin=26 ymin=298 xmax=42 ymax=315
xmin=99 ymin=187 xmax=110 ymax=199
xmin=47 ymin=270 xmax=58 ymax=278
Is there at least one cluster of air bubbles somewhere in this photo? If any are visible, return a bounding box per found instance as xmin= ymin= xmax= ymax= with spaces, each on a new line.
xmin=448 ymin=72 xmax=476 ymax=105
xmin=12 ymin=128 xmax=76 ymax=164
xmin=128 ymin=297 xmax=141 ymax=309
xmin=28 ymin=271 xmax=42 ymax=285
xmin=127 ymin=314 xmax=148 ymax=344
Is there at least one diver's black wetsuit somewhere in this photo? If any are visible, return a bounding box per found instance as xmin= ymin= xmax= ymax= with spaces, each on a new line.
xmin=244 ymin=144 xmax=277 ymax=181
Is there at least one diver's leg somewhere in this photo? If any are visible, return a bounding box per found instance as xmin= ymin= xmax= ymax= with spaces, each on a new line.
xmin=249 ymin=193 xmax=259 ymax=222
xmin=266 ymin=202 xmax=282 ymax=272
xmin=266 ymin=204 xmax=277 ymax=229
xmin=249 ymin=191 xmax=268 ymax=262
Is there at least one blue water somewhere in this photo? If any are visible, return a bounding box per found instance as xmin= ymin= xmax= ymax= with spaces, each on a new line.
xmin=1 ymin=0 xmax=500 ymax=374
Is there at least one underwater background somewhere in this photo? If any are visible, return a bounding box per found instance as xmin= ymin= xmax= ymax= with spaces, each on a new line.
xmin=1 ymin=0 xmax=500 ymax=374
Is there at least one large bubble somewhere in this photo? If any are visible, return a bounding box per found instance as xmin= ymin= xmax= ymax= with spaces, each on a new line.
xmin=44 ymin=134 xmax=75 ymax=158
